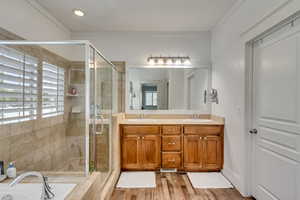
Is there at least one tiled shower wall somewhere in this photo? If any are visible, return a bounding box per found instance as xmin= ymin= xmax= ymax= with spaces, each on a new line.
xmin=0 ymin=28 xmax=85 ymax=172
xmin=0 ymin=116 xmax=69 ymax=171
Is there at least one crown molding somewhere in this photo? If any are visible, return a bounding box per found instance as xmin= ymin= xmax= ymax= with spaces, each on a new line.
xmin=26 ymin=0 xmax=71 ymax=35
xmin=211 ymin=0 xmax=246 ymax=32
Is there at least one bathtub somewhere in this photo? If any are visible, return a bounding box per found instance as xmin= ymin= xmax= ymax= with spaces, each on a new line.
xmin=0 ymin=183 xmax=76 ymax=200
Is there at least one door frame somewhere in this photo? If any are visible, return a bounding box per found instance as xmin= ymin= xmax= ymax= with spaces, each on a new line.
xmin=244 ymin=12 xmax=300 ymax=197
xmin=244 ymin=41 xmax=255 ymax=197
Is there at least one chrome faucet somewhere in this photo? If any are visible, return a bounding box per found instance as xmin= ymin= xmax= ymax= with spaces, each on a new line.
xmin=192 ymin=114 xmax=199 ymax=119
xmin=9 ymin=171 xmax=55 ymax=200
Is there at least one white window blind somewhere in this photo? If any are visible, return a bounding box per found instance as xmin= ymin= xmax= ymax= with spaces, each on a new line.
xmin=42 ymin=62 xmax=64 ymax=118
xmin=0 ymin=46 xmax=38 ymax=124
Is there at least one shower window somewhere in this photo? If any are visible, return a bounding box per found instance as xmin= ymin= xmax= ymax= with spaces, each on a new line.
xmin=42 ymin=62 xmax=64 ymax=118
xmin=0 ymin=46 xmax=38 ymax=124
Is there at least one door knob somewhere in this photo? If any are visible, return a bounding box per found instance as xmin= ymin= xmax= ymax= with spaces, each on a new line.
xmin=249 ymin=129 xmax=258 ymax=134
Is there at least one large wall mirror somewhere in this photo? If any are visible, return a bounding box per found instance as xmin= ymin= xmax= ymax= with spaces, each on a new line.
xmin=126 ymin=67 xmax=211 ymax=113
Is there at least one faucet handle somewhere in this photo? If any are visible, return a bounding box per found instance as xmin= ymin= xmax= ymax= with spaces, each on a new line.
xmin=43 ymin=176 xmax=55 ymax=199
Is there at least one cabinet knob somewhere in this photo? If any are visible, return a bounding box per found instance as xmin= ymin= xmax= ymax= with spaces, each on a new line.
xmin=168 ymin=142 xmax=176 ymax=145
xmin=199 ymin=137 xmax=202 ymax=140
xmin=142 ymin=136 xmax=145 ymax=139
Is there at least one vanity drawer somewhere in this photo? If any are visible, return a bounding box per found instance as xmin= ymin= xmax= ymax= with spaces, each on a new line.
xmin=123 ymin=125 xmax=160 ymax=135
xmin=162 ymin=136 xmax=181 ymax=151
xmin=162 ymin=125 xmax=181 ymax=135
xmin=184 ymin=125 xmax=222 ymax=135
xmin=162 ymin=152 xmax=181 ymax=168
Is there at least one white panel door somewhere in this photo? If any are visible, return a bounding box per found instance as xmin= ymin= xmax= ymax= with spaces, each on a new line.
xmin=252 ymin=28 xmax=300 ymax=200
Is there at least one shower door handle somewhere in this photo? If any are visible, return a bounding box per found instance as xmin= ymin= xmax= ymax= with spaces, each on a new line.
xmin=96 ymin=115 xmax=105 ymax=135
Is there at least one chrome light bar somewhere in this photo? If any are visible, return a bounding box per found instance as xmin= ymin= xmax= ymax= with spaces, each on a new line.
xmin=147 ymin=56 xmax=192 ymax=66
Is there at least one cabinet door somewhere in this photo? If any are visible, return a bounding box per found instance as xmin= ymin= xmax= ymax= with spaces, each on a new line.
xmin=141 ymin=135 xmax=161 ymax=170
xmin=183 ymin=135 xmax=203 ymax=171
xmin=122 ymin=135 xmax=141 ymax=170
xmin=203 ymin=136 xmax=222 ymax=170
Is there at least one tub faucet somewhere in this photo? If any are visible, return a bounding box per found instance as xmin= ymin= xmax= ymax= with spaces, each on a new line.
xmin=9 ymin=171 xmax=55 ymax=200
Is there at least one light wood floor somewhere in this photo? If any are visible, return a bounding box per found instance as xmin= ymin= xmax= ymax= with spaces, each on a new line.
xmin=111 ymin=173 xmax=254 ymax=200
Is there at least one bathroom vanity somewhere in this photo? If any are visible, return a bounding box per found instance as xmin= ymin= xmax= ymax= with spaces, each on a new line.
xmin=120 ymin=118 xmax=224 ymax=172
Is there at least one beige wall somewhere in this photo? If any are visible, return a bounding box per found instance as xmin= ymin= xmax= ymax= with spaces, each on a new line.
xmin=0 ymin=28 xmax=86 ymax=172
xmin=0 ymin=116 xmax=69 ymax=171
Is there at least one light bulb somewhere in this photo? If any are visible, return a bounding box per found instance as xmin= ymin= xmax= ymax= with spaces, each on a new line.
xmin=158 ymin=58 xmax=164 ymax=65
xmin=148 ymin=58 xmax=155 ymax=65
xmin=166 ymin=59 xmax=173 ymax=65
xmin=184 ymin=59 xmax=191 ymax=65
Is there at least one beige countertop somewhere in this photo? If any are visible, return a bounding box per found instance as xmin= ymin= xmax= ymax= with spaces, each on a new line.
xmin=119 ymin=118 xmax=224 ymax=125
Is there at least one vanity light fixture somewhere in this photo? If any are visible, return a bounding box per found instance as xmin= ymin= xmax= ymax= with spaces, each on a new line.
xmin=73 ymin=9 xmax=85 ymax=17
xmin=146 ymin=56 xmax=192 ymax=68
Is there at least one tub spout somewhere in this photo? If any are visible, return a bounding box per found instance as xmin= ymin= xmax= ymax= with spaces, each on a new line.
xmin=9 ymin=171 xmax=55 ymax=200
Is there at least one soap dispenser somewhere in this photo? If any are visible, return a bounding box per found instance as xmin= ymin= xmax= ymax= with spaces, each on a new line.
xmin=6 ymin=162 xmax=16 ymax=178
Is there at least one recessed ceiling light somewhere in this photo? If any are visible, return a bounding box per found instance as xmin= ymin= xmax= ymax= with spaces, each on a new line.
xmin=73 ymin=9 xmax=85 ymax=17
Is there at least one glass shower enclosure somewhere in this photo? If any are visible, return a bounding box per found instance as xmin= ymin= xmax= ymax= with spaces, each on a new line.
xmin=0 ymin=41 xmax=115 ymax=184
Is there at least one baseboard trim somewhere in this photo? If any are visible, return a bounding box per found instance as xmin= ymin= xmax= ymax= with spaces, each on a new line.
xmin=221 ymin=167 xmax=245 ymax=196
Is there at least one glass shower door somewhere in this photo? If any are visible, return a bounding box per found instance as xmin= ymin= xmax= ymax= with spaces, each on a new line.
xmin=89 ymin=46 xmax=113 ymax=180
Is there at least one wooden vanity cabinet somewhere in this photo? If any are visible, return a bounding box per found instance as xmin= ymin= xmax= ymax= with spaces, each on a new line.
xmin=183 ymin=135 xmax=204 ymax=170
xmin=122 ymin=135 xmax=140 ymax=170
xmin=183 ymin=125 xmax=223 ymax=171
xmin=203 ymin=135 xmax=222 ymax=170
xmin=121 ymin=125 xmax=161 ymax=170
xmin=121 ymin=124 xmax=223 ymax=172
xmin=161 ymin=125 xmax=182 ymax=169
xmin=162 ymin=152 xmax=181 ymax=168
xmin=141 ymin=135 xmax=161 ymax=170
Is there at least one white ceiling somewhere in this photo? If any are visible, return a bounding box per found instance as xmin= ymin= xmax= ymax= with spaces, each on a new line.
xmin=35 ymin=0 xmax=237 ymax=32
